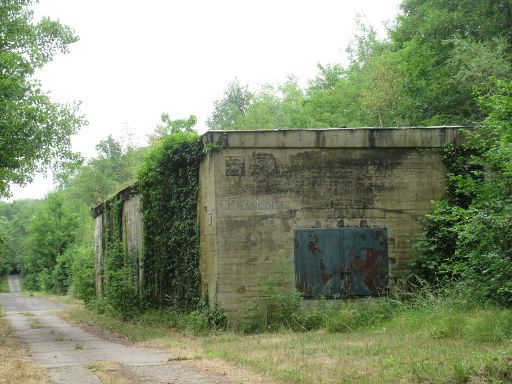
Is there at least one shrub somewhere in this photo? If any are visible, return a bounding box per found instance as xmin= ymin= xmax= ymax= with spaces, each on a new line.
xmin=237 ymin=257 xmax=301 ymax=333
xmin=239 ymin=278 xmax=301 ymax=333
xmin=408 ymin=81 xmax=512 ymax=307
xmin=68 ymin=246 xmax=96 ymax=303
xmin=104 ymin=267 xmax=143 ymax=320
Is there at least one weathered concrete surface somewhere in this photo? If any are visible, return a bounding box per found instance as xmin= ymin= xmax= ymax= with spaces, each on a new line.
xmin=199 ymin=127 xmax=464 ymax=311
xmin=8 ymin=274 xmax=20 ymax=293
xmin=0 ymin=275 xmax=229 ymax=384
xmin=199 ymin=153 xmax=219 ymax=305
xmin=93 ymin=191 xmax=144 ymax=297
xmin=203 ymin=126 xmax=465 ymax=149
xmin=94 ymin=215 xmax=102 ymax=296
xmin=122 ymin=194 xmax=144 ymax=290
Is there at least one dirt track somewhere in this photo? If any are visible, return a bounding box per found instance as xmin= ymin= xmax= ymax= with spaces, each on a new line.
xmin=0 ymin=275 xmax=230 ymax=384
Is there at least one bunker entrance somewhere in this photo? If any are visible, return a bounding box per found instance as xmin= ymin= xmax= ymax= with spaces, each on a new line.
xmin=294 ymin=228 xmax=388 ymax=298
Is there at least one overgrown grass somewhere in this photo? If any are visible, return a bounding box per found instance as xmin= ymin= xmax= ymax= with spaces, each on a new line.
xmin=62 ymin=306 xmax=176 ymax=342
xmin=86 ymin=362 xmax=133 ymax=384
xmin=0 ymin=275 xmax=9 ymax=293
xmin=25 ymin=289 xmax=80 ymax=305
xmin=0 ymin=305 xmax=49 ymax=383
xmin=61 ymin=290 xmax=512 ymax=384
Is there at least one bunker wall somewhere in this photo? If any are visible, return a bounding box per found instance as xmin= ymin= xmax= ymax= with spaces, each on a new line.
xmin=199 ymin=128 xmax=463 ymax=311
xmin=93 ymin=191 xmax=143 ymax=296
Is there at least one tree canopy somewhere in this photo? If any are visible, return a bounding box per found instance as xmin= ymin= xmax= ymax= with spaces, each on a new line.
xmin=208 ymin=1 xmax=512 ymax=130
xmin=0 ymin=0 xmax=85 ymax=197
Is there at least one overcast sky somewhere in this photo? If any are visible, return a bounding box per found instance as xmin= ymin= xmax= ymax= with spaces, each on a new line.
xmin=6 ymin=0 xmax=402 ymax=201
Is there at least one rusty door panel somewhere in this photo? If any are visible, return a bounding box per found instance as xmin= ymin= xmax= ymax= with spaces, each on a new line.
xmin=294 ymin=228 xmax=388 ymax=298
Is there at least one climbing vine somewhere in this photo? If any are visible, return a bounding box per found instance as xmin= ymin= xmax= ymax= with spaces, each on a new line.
xmin=408 ymin=144 xmax=474 ymax=283
xmin=99 ymin=186 xmax=142 ymax=319
xmin=138 ymin=132 xmax=203 ymax=310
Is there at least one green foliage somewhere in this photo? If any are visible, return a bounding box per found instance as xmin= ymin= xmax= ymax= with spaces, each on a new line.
xmin=0 ymin=0 xmax=85 ymax=197
xmin=94 ymin=127 xmax=209 ymax=319
xmin=238 ymin=257 xmax=301 ymax=333
xmin=391 ymin=0 xmax=512 ymax=125
xmin=138 ymin=132 xmax=203 ymax=309
xmin=56 ymin=135 xmax=142 ymax=206
xmin=411 ymin=201 xmax=467 ymax=282
xmin=322 ymin=299 xmax=398 ymax=333
xmin=22 ymin=192 xmax=79 ymax=292
xmin=410 ymin=81 xmax=512 ymax=306
xmin=207 ymin=79 xmax=253 ymax=130
xmin=183 ymin=301 xmax=228 ymax=335
xmin=66 ymin=245 xmax=95 ymax=302
xmin=97 ymin=188 xmax=142 ymax=318
xmin=0 ymin=217 xmax=14 ymax=276
xmin=103 ymin=267 xmax=142 ymax=320
xmin=0 ymin=275 xmax=8 ymax=293
xmin=208 ymin=1 xmax=512 ymax=130
xmin=0 ymin=199 xmax=43 ymax=275
xmin=236 ymin=78 xmax=311 ymax=130
xmin=149 ymin=114 xmax=197 ymax=143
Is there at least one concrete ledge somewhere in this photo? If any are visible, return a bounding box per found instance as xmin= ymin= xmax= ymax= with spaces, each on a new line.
xmin=202 ymin=127 xmax=466 ymax=149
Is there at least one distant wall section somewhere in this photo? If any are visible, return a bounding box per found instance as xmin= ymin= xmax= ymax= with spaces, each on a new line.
xmin=92 ymin=187 xmax=143 ymax=296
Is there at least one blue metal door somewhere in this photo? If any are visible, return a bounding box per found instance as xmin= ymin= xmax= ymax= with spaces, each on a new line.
xmin=294 ymin=228 xmax=388 ymax=298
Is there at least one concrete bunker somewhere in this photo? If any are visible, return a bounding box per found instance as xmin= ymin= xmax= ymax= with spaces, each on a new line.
xmin=93 ymin=127 xmax=464 ymax=312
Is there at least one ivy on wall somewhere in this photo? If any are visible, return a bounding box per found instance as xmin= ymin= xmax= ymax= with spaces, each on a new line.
xmin=99 ymin=187 xmax=141 ymax=318
xmin=408 ymin=145 xmax=473 ymax=283
xmin=138 ymin=132 xmax=203 ymax=310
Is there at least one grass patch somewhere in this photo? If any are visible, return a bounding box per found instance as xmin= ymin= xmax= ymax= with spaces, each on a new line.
xmin=0 ymin=305 xmax=49 ymax=383
xmin=24 ymin=290 xmax=79 ymax=305
xmin=86 ymin=362 xmax=134 ymax=384
xmin=62 ymin=297 xmax=512 ymax=384
xmin=62 ymin=306 xmax=177 ymax=342
xmin=28 ymin=318 xmax=43 ymax=328
xmin=0 ymin=275 xmax=9 ymax=293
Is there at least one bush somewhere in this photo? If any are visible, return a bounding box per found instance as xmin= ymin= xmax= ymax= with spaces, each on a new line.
xmin=68 ymin=246 xmax=95 ymax=303
xmin=410 ymin=201 xmax=467 ymax=283
xmin=290 ymin=309 xmax=326 ymax=331
xmin=408 ymin=81 xmax=512 ymax=307
xmin=51 ymin=252 xmax=72 ymax=295
xmin=240 ymin=286 xmax=301 ymax=333
xmin=21 ymin=272 xmax=40 ymax=291
xmin=104 ymin=267 xmax=143 ymax=320
xmin=238 ymin=258 xmax=301 ymax=333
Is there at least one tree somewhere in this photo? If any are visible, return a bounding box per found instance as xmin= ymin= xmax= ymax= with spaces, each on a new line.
xmin=304 ymin=65 xmax=363 ymax=128
xmin=22 ymin=191 xmax=78 ymax=290
xmin=148 ymin=114 xmax=197 ymax=143
xmin=0 ymin=217 xmax=13 ymax=276
xmin=359 ymin=51 xmax=404 ymax=127
xmin=237 ymin=78 xmax=309 ymax=129
xmin=207 ymin=79 xmax=253 ymax=130
xmin=390 ymin=0 xmax=512 ymax=125
xmin=0 ymin=0 xmax=85 ymax=197
xmin=57 ymin=135 xmax=142 ymax=206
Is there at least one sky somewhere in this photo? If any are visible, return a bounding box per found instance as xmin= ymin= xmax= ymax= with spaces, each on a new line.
xmin=6 ymin=0 xmax=402 ymax=201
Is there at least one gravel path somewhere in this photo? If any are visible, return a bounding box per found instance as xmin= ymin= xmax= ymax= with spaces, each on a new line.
xmin=0 ymin=275 xmax=230 ymax=384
